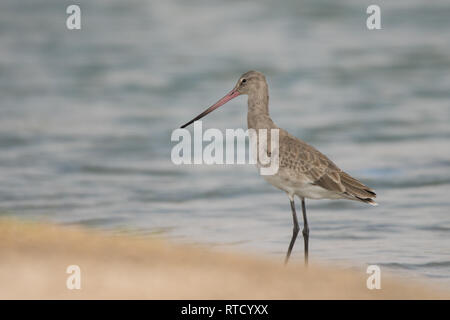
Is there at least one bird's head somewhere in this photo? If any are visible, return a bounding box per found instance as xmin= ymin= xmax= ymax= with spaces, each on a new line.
xmin=180 ymin=71 xmax=266 ymax=128
xmin=233 ymin=70 xmax=267 ymax=95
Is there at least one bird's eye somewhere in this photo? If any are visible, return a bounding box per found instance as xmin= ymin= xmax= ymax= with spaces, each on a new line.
xmin=241 ymin=79 xmax=247 ymax=83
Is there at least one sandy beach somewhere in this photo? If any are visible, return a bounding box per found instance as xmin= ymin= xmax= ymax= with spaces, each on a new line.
xmin=0 ymin=219 xmax=447 ymax=300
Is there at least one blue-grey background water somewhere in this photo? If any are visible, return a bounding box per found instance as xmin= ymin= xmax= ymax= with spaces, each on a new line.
xmin=1 ymin=0 xmax=449 ymax=284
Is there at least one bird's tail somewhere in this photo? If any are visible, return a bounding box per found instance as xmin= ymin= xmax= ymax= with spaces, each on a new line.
xmin=340 ymin=172 xmax=377 ymax=206
xmin=355 ymin=196 xmax=378 ymax=206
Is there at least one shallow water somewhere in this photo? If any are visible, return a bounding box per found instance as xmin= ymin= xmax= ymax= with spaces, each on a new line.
xmin=1 ymin=0 xmax=449 ymax=283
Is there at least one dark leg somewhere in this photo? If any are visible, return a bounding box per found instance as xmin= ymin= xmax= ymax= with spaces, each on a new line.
xmin=301 ymin=198 xmax=309 ymax=265
xmin=284 ymin=199 xmax=299 ymax=264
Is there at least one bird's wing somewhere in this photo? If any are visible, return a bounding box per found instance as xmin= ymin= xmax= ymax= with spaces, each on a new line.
xmin=279 ymin=132 xmax=376 ymax=203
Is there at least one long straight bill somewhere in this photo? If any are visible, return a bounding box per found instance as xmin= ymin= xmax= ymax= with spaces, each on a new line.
xmin=180 ymin=90 xmax=241 ymax=128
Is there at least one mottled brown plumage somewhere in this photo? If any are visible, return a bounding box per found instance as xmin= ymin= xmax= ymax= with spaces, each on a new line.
xmin=277 ymin=130 xmax=377 ymax=205
xmin=240 ymin=71 xmax=376 ymax=206
xmin=180 ymin=70 xmax=377 ymax=265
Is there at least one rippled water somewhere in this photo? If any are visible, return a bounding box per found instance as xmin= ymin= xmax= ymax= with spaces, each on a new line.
xmin=1 ymin=0 xmax=449 ymax=283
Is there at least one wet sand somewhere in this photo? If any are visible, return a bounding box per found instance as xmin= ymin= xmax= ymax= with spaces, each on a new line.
xmin=0 ymin=219 xmax=447 ymax=299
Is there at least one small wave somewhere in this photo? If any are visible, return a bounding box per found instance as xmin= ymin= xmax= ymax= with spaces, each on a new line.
xmin=417 ymin=225 xmax=450 ymax=232
xmin=64 ymin=217 xmax=126 ymax=228
xmin=380 ymin=261 xmax=450 ymax=270
xmin=316 ymin=234 xmax=378 ymax=240
xmin=373 ymin=177 xmax=450 ymax=190
xmin=80 ymin=165 xmax=184 ymax=177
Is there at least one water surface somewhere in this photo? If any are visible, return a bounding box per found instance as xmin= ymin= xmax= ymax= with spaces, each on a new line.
xmin=0 ymin=0 xmax=449 ymax=283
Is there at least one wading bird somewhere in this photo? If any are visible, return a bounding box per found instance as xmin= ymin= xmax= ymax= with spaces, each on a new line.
xmin=180 ymin=71 xmax=377 ymax=265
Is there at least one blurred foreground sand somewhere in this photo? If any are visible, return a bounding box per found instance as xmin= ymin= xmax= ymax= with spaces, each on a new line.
xmin=0 ymin=219 xmax=447 ymax=299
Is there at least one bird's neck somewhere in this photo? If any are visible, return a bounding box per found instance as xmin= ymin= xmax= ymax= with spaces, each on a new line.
xmin=247 ymin=86 xmax=273 ymax=129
